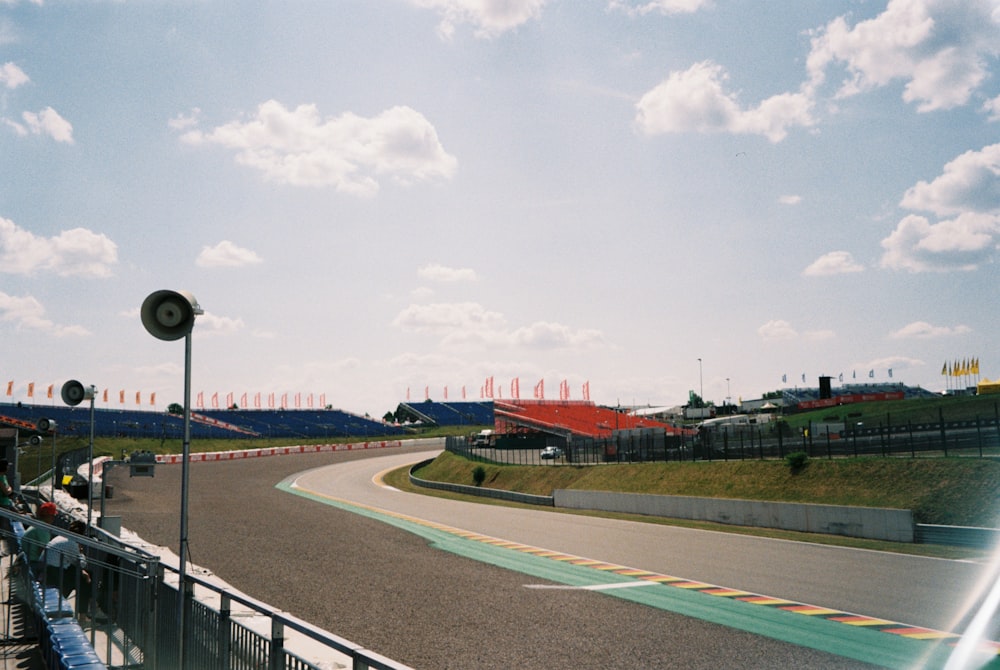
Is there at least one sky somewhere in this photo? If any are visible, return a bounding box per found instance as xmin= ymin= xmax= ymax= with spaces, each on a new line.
xmin=0 ymin=0 xmax=998 ymax=418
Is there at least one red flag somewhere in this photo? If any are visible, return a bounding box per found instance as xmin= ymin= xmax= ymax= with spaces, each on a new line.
xmin=254 ymin=392 xmax=261 ymax=408
xmin=47 ymin=384 xmax=54 ymax=399
xmin=197 ymin=391 xmax=204 ymax=408
xmin=5 ymin=381 xmax=12 ymax=396
xmin=119 ymin=390 xmax=125 ymax=404
xmin=212 ymin=392 xmax=219 ymax=408
xmin=27 ymin=382 xmax=34 ymax=398
xmin=150 ymin=392 xmax=156 ymax=406
xmin=103 ymin=388 xmax=109 ymax=403
xmin=240 ymin=392 xmax=247 ymax=407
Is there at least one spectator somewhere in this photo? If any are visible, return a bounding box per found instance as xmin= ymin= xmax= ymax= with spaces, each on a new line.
xmin=44 ymin=519 xmax=92 ymax=616
xmin=21 ymin=502 xmax=58 ymax=576
xmin=0 ymin=459 xmax=12 ymax=510
xmin=0 ymin=459 xmax=13 ymax=555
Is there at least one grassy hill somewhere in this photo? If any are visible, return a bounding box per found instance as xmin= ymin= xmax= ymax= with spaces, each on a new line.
xmin=413 ymin=451 xmax=1000 ymax=528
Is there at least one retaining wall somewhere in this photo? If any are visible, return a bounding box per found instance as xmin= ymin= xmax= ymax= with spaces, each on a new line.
xmin=553 ymin=490 xmax=915 ymax=542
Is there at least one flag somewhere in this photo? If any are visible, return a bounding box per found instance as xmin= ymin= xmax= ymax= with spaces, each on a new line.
xmin=307 ymin=393 xmax=313 ymax=408
xmin=135 ymin=391 xmax=141 ymax=405
xmin=240 ymin=392 xmax=247 ymax=407
xmin=268 ymin=393 xmax=275 ymax=409
xmin=280 ymin=393 xmax=287 ymax=408
xmin=197 ymin=391 xmax=204 ymax=408
xmin=294 ymin=392 xmax=301 ymax=408
xmin=444 ymin=386 xmax=448 ymax=400
xmin=868 ymin=369 xmax=874 ymax=378
xmin=119 ymin=390 xmax=125 ymax=404
xmin=47 ymin=384 xmax=53 ymax=399
xmin=838 ymin=373 xmax=843 ymax=382
xmin=212 ymin=392 xmax=219 ymax=408
xmin=226 ymin=392 xmax=233 ymax=407
xmin=888 ymin=368 xmax=893 ymax=378
xmin=781 ymin=374 xmax=786 ymax=383
xmin=461 ymin=386 xmax=466 ymax=400
xmin=254 ymin=392 xmax=261 ymax=409
xmin=941 ymin=362 xmax=948 ymax=375
xmin=150 ymin=392 xmax=156 ymax=406
xmin=582 ymin=381 xmax=590 ymax=401
xmin=103 ymin=388 xmax=109 ymax=403
xmin=319 ymin=393 xmax=325 ymax=407
xmin=27 ymin=382 xmax=34 ymax=398
xmin=5 ymin=381 xmax=11 ymax=396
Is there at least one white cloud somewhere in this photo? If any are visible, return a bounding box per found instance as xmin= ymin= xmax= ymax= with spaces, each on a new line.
xmin=196 ymin=240 xmax=263 ymax=268
xmin=22 ymin=107 xmax=73 ymax=143
xmin=900 ymin=143 xmax=1000 ymax=216
xmin=417 ymin=263 xmax=477 ymax=282
xmin=179 ymin=100 xmax=457 ymax=197
xmin=758 ymin=319 xmax=797 ymax=342
xmin=0 ymin=291 xmax=90 ymax=337
xmin=635 ymin=61 xmax=814 ymax=142
xmin=889 ymin=321 xmax=971 ymax=339
xmin=778 ymin=194 xmax=802 ymax=205
xmin=0 ymin=62 xmax=28 ymax=88
xmin=392 ymin=302 xmax=505 ymax=334
xmin=0 ymin=217 xmax=117 ymax=277
xmin=880 ymin=212 xmax=1000 ymax=272
xmin=806 ymin=0 xmax=1000 ymax=112
xmin=608 ymin=0 xmax=711 ymax=17
xmin=802 ymin=251 xmax=864 ymax=277
xmin=407 ymin=0 xmax=548 ymax=39
xmin=197 ymin=312 xmax=245 ymax=335
xmin=882 ymin=143 xmax=1000 ymax=272
xmin=392 ymin=301 xmax=605 ymax=351
xmin=985 ymin=95 xmax=1000 ymax=122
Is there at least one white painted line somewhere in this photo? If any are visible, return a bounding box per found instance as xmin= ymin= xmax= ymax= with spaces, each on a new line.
xmin=525 ymin=581 xmax=657 ymax=592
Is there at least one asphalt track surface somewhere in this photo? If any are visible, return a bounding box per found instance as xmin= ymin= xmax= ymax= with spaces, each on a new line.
xmin=104 ymin=444 xmax=997 ymax=669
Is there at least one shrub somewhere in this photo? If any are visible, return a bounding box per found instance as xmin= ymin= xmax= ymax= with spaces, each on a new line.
xmin=472 ymin=465 xmax=486 ymax=487
xmin=785 ymin=452 xmax=809 ymax=472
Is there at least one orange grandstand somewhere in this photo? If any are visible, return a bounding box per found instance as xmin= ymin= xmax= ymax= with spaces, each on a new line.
xmin=493 ymin=400 xmax=691 ymax=439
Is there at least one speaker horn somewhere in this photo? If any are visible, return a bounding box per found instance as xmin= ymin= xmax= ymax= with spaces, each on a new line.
xmin=61 ymin=380 xmax=95 ymax=406
xmin=36 ymin=418 xmax=56 ymax=432
xmin=141 ymin=290 xmax=202 ymax=341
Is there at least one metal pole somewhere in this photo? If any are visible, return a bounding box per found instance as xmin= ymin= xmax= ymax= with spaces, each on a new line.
xmin=87 ymin=393 xmax=95 ymax=530
xmin=51 ymin=432 xmax=57 ymax=500
xmin=179 ymin=330 xmax=193 ymax=669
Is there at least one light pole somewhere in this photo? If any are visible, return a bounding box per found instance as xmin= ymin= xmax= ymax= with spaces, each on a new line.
xmin=697 ymin=358 xmax=703 ymax=405
xmin=60 ymin=381 xmax=96 ymax=528
xmin=36 ymin=418 xmax=57 ymax=500
xmin=141 ymin=289 xmax=202 ymax=670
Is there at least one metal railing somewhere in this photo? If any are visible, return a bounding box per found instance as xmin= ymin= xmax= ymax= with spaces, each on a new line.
xmin=2 ymin=505 xmax=413 ymax=670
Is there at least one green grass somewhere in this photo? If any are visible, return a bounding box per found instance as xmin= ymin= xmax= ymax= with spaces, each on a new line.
xmin=411 ymin=451 xmax=1000 ymax=528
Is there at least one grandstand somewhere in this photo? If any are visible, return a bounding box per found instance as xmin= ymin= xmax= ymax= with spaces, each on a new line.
xmin=0 ymin=402 xmax=404 ymax=441
xmin=394 ymin=400 xmax=494 ymax=427
xmin=494 ymin=400 xmax=689 ymax=440
xmin=741 ymin=383 xmax=940 ymax=413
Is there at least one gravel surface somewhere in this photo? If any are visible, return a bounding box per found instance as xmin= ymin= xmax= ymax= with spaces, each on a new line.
xmin=105 ymin=445 xmax=877 ymax=669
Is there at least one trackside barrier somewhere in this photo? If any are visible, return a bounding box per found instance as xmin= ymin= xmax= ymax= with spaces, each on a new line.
xmin=154 ymin=440 xmax=404 ymax=464
xmin=915 ymin=524 xmax=1000 ymax=549
xmin=409 ymin=459 xmax=555 ymax=507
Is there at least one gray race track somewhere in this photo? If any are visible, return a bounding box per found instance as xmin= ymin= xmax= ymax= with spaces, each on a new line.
xmin=104 ymin=444 xmax=995 ymax=669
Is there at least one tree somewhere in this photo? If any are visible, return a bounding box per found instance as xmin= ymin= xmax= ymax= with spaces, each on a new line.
xmin=167 ymin=403 xmax=184 ymax=415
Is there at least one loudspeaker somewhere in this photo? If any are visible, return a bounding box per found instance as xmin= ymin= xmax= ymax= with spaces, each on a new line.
xmin=61 ymin=380 xmax=94 ymax=406
xmin=141 ymin=290 xmax=201 ymax=341
xmin=28 ymin=435 xmax=41 ymax=446
xmin=36 ymin=418 xmax=56 ymax=432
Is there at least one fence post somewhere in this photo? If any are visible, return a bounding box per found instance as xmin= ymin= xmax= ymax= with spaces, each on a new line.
xmin=220 ymin=592 xmax=232 ymax=668
xmin=269 ymin=618 xmax=285 ymax=670
xmin=939 ymin=407 xmax=948 ymax=457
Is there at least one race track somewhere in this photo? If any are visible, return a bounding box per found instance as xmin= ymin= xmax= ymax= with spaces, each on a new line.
xmin=105 ymin=444 xmax=996 ymax=669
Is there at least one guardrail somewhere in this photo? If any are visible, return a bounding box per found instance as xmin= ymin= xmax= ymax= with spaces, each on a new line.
xmin=409 ymin=458 xmax=554 ymax=506
xmin=915 ymin=524 xmax=1000 ymax=549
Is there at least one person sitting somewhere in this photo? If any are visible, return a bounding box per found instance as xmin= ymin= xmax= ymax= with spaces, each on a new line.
xmin=43 ymin=519 xmax=92 ymax=616
xmin=21 ymin=502 xmax=58 ymax=577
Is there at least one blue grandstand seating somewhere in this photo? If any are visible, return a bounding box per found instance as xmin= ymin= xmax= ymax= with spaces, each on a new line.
xmin=397 ymin=401 xmax=494 ymax=427
xmin=0 ymin=403 xmax=404 ymax=440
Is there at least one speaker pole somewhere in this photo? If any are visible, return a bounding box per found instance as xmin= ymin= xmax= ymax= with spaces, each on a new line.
xmin=87 ymin=390 xmax=95 ymax=530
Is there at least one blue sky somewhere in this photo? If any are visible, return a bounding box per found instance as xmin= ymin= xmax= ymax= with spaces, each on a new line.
xmin=1 ymin=0 xmax=998 ymax=417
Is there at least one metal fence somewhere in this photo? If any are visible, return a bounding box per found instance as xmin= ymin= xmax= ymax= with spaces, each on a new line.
xmin=3 ymin=502 xmax=413 ymax=670
xmin=447 ymin=414 xmax=1000 ymax=466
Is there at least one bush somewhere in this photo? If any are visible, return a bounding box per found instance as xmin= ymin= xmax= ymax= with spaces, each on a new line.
xmin=785 ymin=452 xmax=809 ymax=472
xmin=472 ymin=465 xmax=486 ymax=487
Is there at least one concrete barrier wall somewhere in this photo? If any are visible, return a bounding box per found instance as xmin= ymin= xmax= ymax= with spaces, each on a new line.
xmin=553 ymin=490 xmax=914 ymax=542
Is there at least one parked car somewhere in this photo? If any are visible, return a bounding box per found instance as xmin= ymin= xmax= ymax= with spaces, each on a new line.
xmin=540 ymin=446 xmax=563 ymax=460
